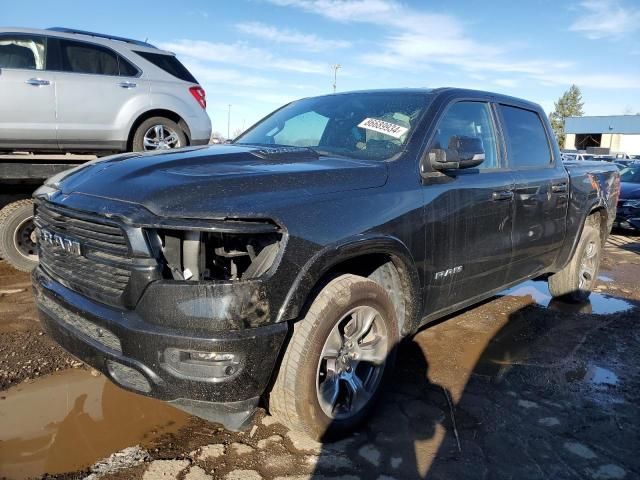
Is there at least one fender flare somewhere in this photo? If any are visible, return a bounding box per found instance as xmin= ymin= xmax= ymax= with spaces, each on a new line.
xmin=555 ymin=197 xmax=610 ymax=271
xmin=276 ymin=234 xmax=423 ymax=334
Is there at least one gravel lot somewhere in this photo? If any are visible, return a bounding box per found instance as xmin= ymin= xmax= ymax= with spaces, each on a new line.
xmin=0 ymin=232 xmax=638 ymax=480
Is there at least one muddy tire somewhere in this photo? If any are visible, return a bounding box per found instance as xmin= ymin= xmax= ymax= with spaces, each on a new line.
xmin=0 ymin=199 xmax=38 ymax=272
xmin=269 ymin=274 xmax=399 ymax=440
xmin=548 ymin=219 xmax=601 ymax=302
xmin=131 ymin=117 xmax=186 ymax=152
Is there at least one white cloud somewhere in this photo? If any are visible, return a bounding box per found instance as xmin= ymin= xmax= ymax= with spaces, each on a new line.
xmin=569 ymin=0 xmax=640 ymax=39
xmin=269 ymin=0 xmax=640 ymax=91
xmin=532 ymin=72 xmax=640 ymax=89
xmin=182 ymin=62 xmax=278 ymax=88
xmin=235 ymin=21 xmax=351 ymax=51
xmin=494 ymin=78 xmax=518 ymax=88
xmin=160 ymin=39 xmax=327 ymax=74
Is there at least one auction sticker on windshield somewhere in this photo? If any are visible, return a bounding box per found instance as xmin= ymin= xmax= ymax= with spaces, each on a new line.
xmin=358 ymin=118 xmax=409 ymax=139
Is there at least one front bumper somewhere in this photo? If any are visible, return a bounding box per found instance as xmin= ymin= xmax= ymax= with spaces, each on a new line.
xmin=33 ymin=267 xmax=288 ymax=430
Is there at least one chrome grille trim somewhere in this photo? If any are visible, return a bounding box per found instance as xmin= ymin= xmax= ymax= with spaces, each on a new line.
xmin=35 ymin=202 xmax=131 ymax=307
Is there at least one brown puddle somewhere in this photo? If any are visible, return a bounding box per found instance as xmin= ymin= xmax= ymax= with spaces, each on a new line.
xmin=0 ymin=369 xmax=191 ymax=479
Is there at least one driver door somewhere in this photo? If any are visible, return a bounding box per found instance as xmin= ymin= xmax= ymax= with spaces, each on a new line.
xmin=422 ymin=100 xmax=516 ymax=316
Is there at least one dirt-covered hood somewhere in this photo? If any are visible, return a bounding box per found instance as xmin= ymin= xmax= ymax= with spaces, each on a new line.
xmin=57 ymin=145 xmax=388 ymax=218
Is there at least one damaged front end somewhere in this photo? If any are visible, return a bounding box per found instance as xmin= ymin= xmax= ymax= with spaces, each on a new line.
xmin=32 ymin=196 xmax=289 ymax=430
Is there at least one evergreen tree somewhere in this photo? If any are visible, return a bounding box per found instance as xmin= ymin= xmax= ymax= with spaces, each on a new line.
xmin=549 ymin=85 xmax=584 ymax=148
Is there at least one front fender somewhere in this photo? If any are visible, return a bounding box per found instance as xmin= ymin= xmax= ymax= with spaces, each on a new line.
xmin=276 ymin=234 xmax=422 ymax=334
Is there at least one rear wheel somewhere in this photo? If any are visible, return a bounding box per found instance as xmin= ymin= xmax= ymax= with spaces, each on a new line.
xmin=131 ymin=117 xmax=186 ymax=152
xmin=548 ymin=219 xmax=601 ymax=302
xmin=269 ymin=274 xmax=399 ymax=440
xmin=0 ymin=199 xmax=38 ymax=272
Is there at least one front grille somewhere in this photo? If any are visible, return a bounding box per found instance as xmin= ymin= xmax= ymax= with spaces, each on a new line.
xmin=35 ymin=202 xmax=132 ymax=307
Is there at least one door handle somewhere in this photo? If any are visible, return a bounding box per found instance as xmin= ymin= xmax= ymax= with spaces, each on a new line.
xmin=551 ymin=183 xmax=568 ymax=193
xmin=492 ymin=190 xmax=514 ymax=201
xmin=25 ymin=78 xmax=50 ymax=86
xmin=118 ymin=81 xmax=137 ymax=88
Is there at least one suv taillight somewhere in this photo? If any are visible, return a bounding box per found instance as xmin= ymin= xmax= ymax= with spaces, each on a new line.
xmin=189 ymin=86 xmax=206 ymax=109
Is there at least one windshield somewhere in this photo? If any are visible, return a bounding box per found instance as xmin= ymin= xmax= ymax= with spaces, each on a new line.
xmin=235 ymin=92 xmax=430 ymax=160
xmin=620 ymin=166 xmax=640 ymax=183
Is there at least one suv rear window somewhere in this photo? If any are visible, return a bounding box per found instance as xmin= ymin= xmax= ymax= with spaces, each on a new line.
xmin=134 ymin=51 xmax=197 ymax=83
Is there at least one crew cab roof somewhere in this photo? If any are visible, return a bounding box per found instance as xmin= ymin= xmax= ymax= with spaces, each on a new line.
xmin=309 ymin=87 xmax=544 ymax=112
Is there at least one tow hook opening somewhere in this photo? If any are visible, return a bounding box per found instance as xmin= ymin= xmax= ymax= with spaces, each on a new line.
xmin=148 ymin=227 xmax=282 ymax=281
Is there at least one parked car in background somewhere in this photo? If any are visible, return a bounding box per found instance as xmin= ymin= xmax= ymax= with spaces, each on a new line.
xmin=616 ymin=164 xmax=640 ymax=230
xmin=562 ymin=152 xmax=597 ymax=161
xmin=0 ymin=27 xmax=211 ymax=154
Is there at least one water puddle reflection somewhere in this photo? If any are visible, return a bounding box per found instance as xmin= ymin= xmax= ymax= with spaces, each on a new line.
xmin=500 ymin=280 xmax=633 ymax=315
xmin=565 ymin=364 xmax=619 ymax=387
xmin=0 ymin=368 xmax=191 ymax=479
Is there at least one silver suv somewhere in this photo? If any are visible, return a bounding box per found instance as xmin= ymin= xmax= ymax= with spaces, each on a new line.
xmin=0 ymin=27 xmax=212 ymax=153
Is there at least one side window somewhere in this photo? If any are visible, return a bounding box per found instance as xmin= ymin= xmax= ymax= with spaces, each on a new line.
xmin=499 ymin=105 xmax=552 ymax=168
xmin=117 ymin=55 xmax=139 ymax=77
xmin=58 ymin=39 xmax=119 ymax=75
xmin=432 ymin=101 xmax=498 ymax=169
xmin=0 ymin=35 xmax=45 ymax=70
xmin=272 ymin=111 xmax=330 ymax=147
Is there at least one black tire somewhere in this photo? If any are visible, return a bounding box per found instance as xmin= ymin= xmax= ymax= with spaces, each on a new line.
xmin=548 ymin=219 xmax=601 ymax=302
xmin=0 ymin=199 xmax=38 ymax=272
xmin=269 ymin=274 xmax=399 ymax=440
xmin=131 ymin=117 xmax=187 ymax=152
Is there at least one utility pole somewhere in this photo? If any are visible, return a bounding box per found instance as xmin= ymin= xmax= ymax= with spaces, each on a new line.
xmin=332 ymin=64 xmax=341 ymax=93
xmin=227 ymin=104 xmax=232 ymax=140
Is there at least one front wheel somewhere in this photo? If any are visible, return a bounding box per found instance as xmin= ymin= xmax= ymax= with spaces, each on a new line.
xmin=269 ymin=274 xmax=399 ymax=440
xmin=131 ymin=117 xmax=186 ymax=152
xmin=548 ymin=221 xmax=601 ymax=301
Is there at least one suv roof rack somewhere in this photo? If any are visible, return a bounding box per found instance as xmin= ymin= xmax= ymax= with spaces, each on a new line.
xmin=47 ymin=27 xmax=157 ymax=49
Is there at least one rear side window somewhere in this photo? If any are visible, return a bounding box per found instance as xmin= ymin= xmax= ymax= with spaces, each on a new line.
xmin=117 ymin=56 xmax=139 ymax=77
xmin=500 ymin=105 xmax=552 ymax=168
xmin=0 ymin=35 xmax=45 ymax=70
xmin=134 ymin=51 xmax=197 ymax=83
xmin=58 ymin=39 xmax=119 ymax=75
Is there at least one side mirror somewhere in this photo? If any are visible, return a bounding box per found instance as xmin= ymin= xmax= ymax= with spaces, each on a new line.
xmin=427 ymin=136 xmax=485 ymax=171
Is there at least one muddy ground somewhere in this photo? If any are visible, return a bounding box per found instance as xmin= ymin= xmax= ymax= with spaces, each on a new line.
xmin=0 ymin=232 xmax=639 ymax=480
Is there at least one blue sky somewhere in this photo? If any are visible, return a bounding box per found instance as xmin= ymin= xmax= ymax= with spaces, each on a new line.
xmin=5 ymin=0 xmax=640 ymax=135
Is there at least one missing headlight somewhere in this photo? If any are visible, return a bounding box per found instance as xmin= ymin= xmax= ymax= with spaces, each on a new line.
xmin=149 ymin=227 xmax=282 ymax=281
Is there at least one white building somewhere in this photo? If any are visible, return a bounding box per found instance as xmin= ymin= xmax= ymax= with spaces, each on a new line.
xmin=564 ymin=115 xmax=640 ymax=155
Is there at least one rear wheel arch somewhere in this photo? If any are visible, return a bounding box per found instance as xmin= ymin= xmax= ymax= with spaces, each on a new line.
xmin=127 ymin=109 xmax=191 ymax=151
xmin=278 ymin=237 xmax=422 ymax=337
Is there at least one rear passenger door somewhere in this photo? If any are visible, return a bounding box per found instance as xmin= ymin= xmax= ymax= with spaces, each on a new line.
xmin=497 ymin=104 xmax=569 ymax=282
xmin=48 ymin=38 xmax=148 ymax=151
xmin=423 ymin=100 xmax=515 ymax=315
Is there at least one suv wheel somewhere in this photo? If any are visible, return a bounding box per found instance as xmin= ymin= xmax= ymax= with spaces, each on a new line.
xmin=269 ymin=274 xmax=399 ymax=440
xmin=0 ymin=199 xmax=38 ymax=272
xmin=132 ymin=117 xmax=186 ymax=152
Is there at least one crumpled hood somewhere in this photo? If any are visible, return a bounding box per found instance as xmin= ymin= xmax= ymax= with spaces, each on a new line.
xmin=620 ymin=182 xmax=640 ymax=200
xmin=58 ymin=145 xmax=388 ymax=218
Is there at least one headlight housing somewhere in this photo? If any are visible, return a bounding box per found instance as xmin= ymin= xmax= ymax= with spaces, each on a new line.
xmin=147 ymin=223 xmax=284 ymax=282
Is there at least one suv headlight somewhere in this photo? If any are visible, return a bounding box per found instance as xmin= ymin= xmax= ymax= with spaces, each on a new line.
xmin=623 ymin=200 xmax=640 ymax=208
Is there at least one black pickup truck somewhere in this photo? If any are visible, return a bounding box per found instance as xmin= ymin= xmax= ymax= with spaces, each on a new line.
xmin=32 ymin=88 xmax=619 ymax=439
